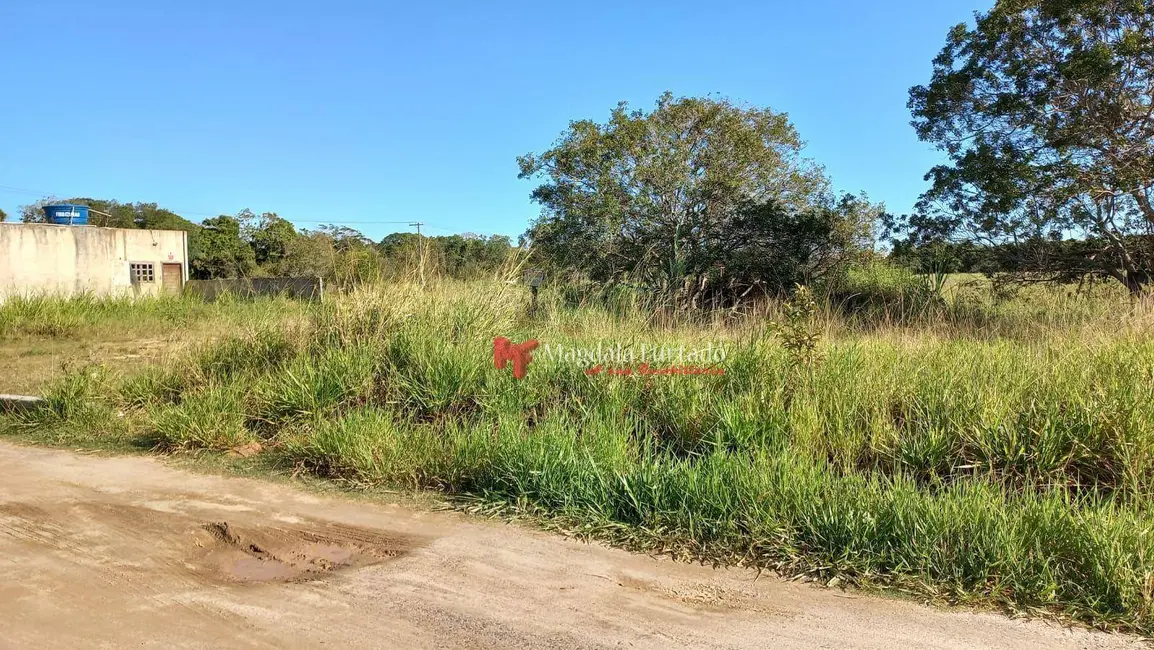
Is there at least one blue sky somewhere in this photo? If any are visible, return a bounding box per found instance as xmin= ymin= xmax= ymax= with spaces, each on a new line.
xmin=0 ymin=1 xmax=989 ymax=241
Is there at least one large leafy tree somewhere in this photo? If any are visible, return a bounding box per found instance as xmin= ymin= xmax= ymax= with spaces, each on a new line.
xmin=248 ymin=212 xmax=298 ymax=269
xmin=902 ymin=0 xmax=1154 ymax=294
xmin=519 ymin=93 xmax=871 ymax=303
xmin=193 ymin=215 xmax=255 ymax=279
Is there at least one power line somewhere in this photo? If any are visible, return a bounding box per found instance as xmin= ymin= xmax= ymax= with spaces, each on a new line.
xmin=0 ymin=183 xmax=58 ymax=197
xmin=0 ymin=181 xmax=451 ymax=231
xmin=287 ymin=219 xmax=421 ymax=225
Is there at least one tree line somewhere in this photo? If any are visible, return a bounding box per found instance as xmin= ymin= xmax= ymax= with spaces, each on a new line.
xmin=14 ymin=198 xmax=515 ymax=286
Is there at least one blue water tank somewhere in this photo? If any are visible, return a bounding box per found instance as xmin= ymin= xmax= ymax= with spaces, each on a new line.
xmin=43 ymin=204 xmax=89 ymax=225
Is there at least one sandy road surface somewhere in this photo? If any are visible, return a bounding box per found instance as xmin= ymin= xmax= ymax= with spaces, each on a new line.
xmin=0 ymin=441 xmax=1141 ymax=649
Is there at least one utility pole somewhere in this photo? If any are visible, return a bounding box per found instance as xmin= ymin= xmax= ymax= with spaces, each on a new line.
xmin=409 ymin=221 xmax=425 ymax=286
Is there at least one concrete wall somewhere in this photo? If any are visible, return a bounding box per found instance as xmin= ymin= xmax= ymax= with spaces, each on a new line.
xmin=0 ymin=223 xmax=188 ymax=300
xmin=186 ymin=277 xmax=324 ymax=302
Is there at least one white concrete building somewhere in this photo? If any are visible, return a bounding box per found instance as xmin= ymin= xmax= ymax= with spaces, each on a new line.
xmin=0 ymin=223 xmax=189 ymax=300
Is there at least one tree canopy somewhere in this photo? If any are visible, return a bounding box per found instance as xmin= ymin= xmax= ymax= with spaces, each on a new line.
xmin=247 ymin=213 xmax=298 ymax=269
xmin=520 ymin=93 xmax=876 ymax=304
xmin=900 ymin=0 xmax=1154 ymax=293
xmin=195 ymin=216 xmax=256 ymax=279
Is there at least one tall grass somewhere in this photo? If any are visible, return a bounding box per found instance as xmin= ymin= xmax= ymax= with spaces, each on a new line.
xmin=7 ymin=278 xmax=1154 ymax=633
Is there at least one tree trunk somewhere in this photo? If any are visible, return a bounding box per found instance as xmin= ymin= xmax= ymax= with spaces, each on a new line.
xmin=1121 ymin=271 xmax=1150 ymax=298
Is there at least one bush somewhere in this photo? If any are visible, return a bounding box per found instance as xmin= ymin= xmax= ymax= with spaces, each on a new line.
xmin=282 ymin=409 xmax=445 ymax=487
xmin=824 ymin=260 xmax=940 ymax=321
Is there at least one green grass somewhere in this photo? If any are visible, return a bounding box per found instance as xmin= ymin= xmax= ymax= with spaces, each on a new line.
xmin=5 ymin=279 xmax=1154 ymax=634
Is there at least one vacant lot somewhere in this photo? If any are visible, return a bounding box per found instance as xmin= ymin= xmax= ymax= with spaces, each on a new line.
xmin=3 ymin=280 xmax=1154 ymax=636
xmin=0 ymin=294 xmax=309 ymax=394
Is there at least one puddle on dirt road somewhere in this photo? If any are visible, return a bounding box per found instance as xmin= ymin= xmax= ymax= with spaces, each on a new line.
xmin=189 ymin=520 xmax=419 ymax=584
xmin=0 ymin=498 xmax=426 ymax=586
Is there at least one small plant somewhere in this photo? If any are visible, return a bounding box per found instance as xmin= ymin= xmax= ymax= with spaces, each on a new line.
xmin=772 ymin=284 xmax=824 ymax=371
xmin=923 ymin=267 xmax=949 ymax=299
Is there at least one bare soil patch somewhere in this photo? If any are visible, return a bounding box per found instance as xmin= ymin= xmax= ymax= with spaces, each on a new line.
xmin=191 ymin=520 xmax=417 ymax=583
xmin=0 ymin=336 xmax=179 ymax=394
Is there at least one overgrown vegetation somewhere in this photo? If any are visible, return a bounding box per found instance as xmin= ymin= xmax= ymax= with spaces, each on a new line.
xmin=0 ymin=292 xmax=307 ymax=340
xmin=5 ymin=279 xmax=1154 ymax=634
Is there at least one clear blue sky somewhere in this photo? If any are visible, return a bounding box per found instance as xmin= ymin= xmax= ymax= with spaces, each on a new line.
xmin=0 ymin=1 xmax=989 ymax=241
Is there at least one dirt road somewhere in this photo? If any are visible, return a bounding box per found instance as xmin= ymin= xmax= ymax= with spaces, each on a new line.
xmin=0 ymin=441 xmax=1140 ymax=649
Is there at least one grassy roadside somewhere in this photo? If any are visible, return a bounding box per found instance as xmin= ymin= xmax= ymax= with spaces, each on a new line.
xmin=3 ymin=282 xmax=1154 ymax=635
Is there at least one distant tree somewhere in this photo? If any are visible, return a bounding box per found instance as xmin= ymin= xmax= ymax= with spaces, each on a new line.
xmin=249 ymin=213 xmax=298 ymax=269
xmin=277 ymin=226 xmax=385 ymax=286
xmin=900 ymin=1 xmax=1154 ymax=294
xmin=277 ymin=232 xmax=332 ymax=278
xmin=430 ymin=234 xmax=513 ymax=279
xmin=377 ymin=232 xmax=423 ymax=274
xmin=378 ymin=232 xmax=421 ymax=255
xmin=193 ymin=216 xmax=255 ymax=279
xmin=135 ymin=203 xmax=197 ymax=231
xmin=0 ymin=207 xmax=7 ymax=222
xmin=377 ymin=232 xmax=514 ymax=280
xmin=317 ymin=224 xmax=372 ymax=252
xmin=234 ymin=208 xmax=258 ymax=235
xmin=20 ymin=198 xmax=60 ymax=223
xmin=520 ymin=93 xmax=872 ymax=303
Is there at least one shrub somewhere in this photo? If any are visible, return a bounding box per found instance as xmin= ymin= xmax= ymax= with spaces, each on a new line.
xmin=826 ymin=260 xmax=938 ymax=320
